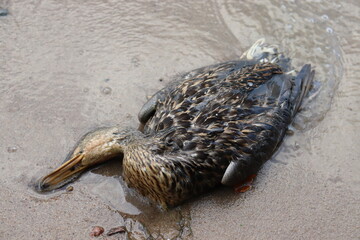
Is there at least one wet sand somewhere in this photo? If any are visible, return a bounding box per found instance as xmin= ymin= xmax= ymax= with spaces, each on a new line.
xmin=1 ymin=0 xmax=359 ymax=239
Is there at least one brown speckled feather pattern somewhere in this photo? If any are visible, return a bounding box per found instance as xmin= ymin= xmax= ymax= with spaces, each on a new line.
xmin=37 ymin=41 xmax=314 ymax=207
xmin=122 ymin=61 xmax=306 ymax=207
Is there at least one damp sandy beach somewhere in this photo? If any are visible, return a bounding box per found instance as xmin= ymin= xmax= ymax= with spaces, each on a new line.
xmin=1 ymin=1 xmax=359 ymax=239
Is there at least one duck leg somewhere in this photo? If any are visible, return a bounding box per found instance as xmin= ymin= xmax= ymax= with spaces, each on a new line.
xmin=233 ymin=174 xmax=257 ymax=193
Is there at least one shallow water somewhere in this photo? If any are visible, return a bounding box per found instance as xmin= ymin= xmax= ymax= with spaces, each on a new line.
xmin=1 ymin=0 xmax=359 ymax=239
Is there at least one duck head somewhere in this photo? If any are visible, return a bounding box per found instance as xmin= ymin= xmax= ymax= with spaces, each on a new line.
xmin=37 ymin=127 xmax=140 ymax=192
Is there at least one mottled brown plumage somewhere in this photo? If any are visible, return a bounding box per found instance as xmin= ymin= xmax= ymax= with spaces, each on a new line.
xmin=38 ymin=39 xmax=314 ymax=208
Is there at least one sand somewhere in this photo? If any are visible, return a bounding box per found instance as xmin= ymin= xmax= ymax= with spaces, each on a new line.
xmin=1 ymin=1 xmax=359 ymax=239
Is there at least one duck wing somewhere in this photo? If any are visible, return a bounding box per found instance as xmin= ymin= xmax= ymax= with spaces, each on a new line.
xmin=136 ymin=62 xmax=313 ymax=200
xmin=138 ymin=60 xmax=258 ymax=125
xmin=221 ymin=64 xmax=314 ymax=185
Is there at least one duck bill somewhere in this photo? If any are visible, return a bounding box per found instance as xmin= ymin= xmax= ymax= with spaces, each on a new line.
xmin=37 ymin=154 xmax=86 ymax=192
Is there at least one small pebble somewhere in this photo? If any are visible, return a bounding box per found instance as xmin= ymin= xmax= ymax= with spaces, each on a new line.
xmin=286 ymin=129 xmax=294 ymax=135
xmin=107 ymin=226 xmax=126 ymax=236
xmin=66 ymin=185 xmax=74 ymax=192
xmin=101 ymin=87 xmax=112 ymax=95
xmin=0 ymin=9 xmax=8 ymax=16
xmin=90 ymin=226 xmax=104 ymax=237
xmin=7 ymin=146 xmax=18 ymax=153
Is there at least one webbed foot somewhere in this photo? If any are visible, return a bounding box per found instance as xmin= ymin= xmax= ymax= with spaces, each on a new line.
xmin=233 ymin=174 xmax=257 ymax=193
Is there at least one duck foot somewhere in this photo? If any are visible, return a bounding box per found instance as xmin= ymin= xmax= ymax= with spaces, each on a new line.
xmin=234 ymin=174 xmax=257 ymax=193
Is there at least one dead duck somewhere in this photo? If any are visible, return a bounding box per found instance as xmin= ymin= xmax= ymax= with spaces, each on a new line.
xmin=37 ymin=39 xmax=314 ymax=208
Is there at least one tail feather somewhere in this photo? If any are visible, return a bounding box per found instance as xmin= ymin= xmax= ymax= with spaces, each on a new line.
xmin=291 ymin=64 xmax=315 ymax=117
